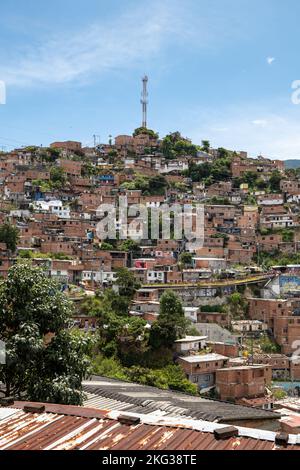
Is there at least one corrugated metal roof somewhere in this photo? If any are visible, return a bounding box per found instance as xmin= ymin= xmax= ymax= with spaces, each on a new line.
xmin=82 ymin=377 xmax=280 ymax=423
xmin=83 ymin=392 xmax=133 ymax=412
xmin=83 ymin=392 xmax=188 ymax=417
xmin=0 ymin=402 xmax=299 ymax=451
xmin=0 ymin=408 xmax=19 ymax=422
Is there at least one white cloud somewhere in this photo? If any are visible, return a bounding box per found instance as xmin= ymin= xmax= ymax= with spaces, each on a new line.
xmin=252 ymin=119 xmax=268 ymax=127
xmin=0 ymin=1 xmax=188 ymax=87
xmin=0 ymin=0 xmax=254 ymax=89
xmin=267 ymin=57 xmax=275 ymax=65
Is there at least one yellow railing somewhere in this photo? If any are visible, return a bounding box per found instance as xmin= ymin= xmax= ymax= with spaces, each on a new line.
xmin=142 ymin=274 xmax=273 ymax=289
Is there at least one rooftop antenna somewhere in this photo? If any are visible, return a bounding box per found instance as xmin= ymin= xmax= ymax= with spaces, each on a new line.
xmin=141 ymin=75 xmax=148 ymax=128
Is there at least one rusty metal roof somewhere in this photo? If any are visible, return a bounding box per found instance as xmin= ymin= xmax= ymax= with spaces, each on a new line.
xmin=0 ymin=402 xmax=299 ymax=451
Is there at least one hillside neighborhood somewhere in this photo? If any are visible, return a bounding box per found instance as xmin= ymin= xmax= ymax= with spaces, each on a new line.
xmin=2 ymin=128 xmax=300 ymax=448
xmin=3 ymin=0 xmax=300 ymax=458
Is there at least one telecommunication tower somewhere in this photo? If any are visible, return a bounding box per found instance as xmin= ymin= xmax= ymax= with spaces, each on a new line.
xmin=140 ymin=75 xmax=148 ymax=128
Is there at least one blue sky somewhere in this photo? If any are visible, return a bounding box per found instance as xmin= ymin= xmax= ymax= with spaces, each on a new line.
xmin=1 ymin=0 xmax=300 ymax=158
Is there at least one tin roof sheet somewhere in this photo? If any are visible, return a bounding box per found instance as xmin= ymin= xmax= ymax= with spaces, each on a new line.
xmin=0 ymin=402 xmax=298 ymax=451
xmin=82 ymin=376 xmax=280 ymax=423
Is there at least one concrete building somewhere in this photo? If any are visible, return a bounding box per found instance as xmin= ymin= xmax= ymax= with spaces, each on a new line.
xmin=232 ymin=320 xmax=268 ymax=334
xmin=177 ymin=353 xmax=229 ymax=390
xmin=174 ymin=336 xmax=208 ymax=356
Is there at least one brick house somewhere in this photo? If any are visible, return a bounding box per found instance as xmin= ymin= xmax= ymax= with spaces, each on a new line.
xmin=59 ymin=159 xmax=82 ymax=177
xmin=280 ymin=180 xmax=300 ymax=195
xmin=216 ymin=365 xmax=272 ymax=401
xmin=257 ymin=233 xmax=282 ymax=252
xmin=248 ymin=298 xmax=300 ymax=355
xmin=207 ymin=341 xmax=240 ymax=358
xmin=252 ymin=354 xmax=290 ymax=380
xmin=50 ymin=141 xmax=82 ymax=152
xmin=260 ymin=206 xmax=295 ymax=229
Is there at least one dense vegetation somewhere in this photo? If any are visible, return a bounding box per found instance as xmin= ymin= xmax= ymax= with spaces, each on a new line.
xmin=0 ymin=264 xmax=91 ymax=404
xmin=82 ymin=271 xmax=198 ymax=394
xmin=133 ymin=127 xmax=159 ymax=139
xmin=121 ymin=174 xmax=168 ymax=196
xmin=0 ymin=223 xmax=19 ymax=252
xmin=184 ymin=149 xmax=232 ymax=184
xmin=162 ymin=132 xmax=199 ymax=159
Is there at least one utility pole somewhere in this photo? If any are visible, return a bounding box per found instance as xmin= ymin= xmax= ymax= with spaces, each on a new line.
xmin=141 ymin=75 xmax=148 ymax=128
xmin=93 ymin=134 xmax=101 ymax=148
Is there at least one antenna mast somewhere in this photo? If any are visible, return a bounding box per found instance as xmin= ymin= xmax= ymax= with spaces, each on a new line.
xmin=140 ymin=75 xmax=148 ymax=128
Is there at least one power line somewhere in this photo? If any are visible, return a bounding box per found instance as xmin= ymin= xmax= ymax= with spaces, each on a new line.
xmin=0 ymin=135 xmax=32 ymax=147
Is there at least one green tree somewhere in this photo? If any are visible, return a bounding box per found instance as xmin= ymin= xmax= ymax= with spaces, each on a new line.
xmin=103 ymin=289 xmax=131 ymax=317
xmin=50 ymin=167 xmax=67 ymax=188
xmin=161 ymin=132 xmax=198 ymax=158
xmin=107 ymin=150 xmax=118 ymax=164
xmin=91 ymin=355 xmax=198 ymax=394
xmin=81 ymin=162 xmax=97 ymax=177
xmin=98 ymin=311 xmax=149 ymax=363
xmin=217 ymin=147 xmax=230 ymax=159
xmin=185 ymin=156 xmax=231 ymax=184
xmin=133 ymin=127 xmax=158 ymax=139
xmin=242 ymin=171 xmax=259 ymax=188
xmin=272 ymin=388 xmax=287 ymax=400
xmin=115 ymin=316 xmax=149 ymax=366
xmin=116 ymin=268 xmax=141 ymax=299
xmin=201 ymin=140 xmax=210 ymax=153
xmin=179 ymin=252 xmax=193 ymax=268
xmin=119 ymin=239 xmax=141 ymax=256
xmin=163 ymin=364 xmax=198 ymax=394
xmin=148 ymin=175 xmax=168 ymax=195
xmin=100 ymin=241 xmax=115 ymax=251
xmin=0 ymin=223 xmax=19 ymax=252
xmin=47 ymin=147 xmax=60 ymax=159
xmin=0 ymin=264 xmax=91 ymax=404
xmin=80 ymin=295 xmax=104 ymax=317
xmin=260 ymin=335 xmax=279 ymax=353
xmin=269 ymin=170 xmax=282 ymax=192
xmin=150 ymin=291 xmax=188 ymax=349
xmin=226 ymin=292 xmax=246 ymax=319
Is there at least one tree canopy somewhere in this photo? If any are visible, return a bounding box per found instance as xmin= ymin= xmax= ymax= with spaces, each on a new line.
xmin=50 ymin=166 xmax=67 ymax=189
xmin=0 ymin=263 xmax=91 ymax=404
xmin=116 ymin=267 xmax=141 ymax=299
xmin=0 ymin=223 xmax=19 ymax=252
xmin=133 ymin=127 xmax=158 ymax=139
xmin=149 ymin=291 xmax=188 ymax=349
xmin=162 ymin=132 xmax=198 ymax=159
